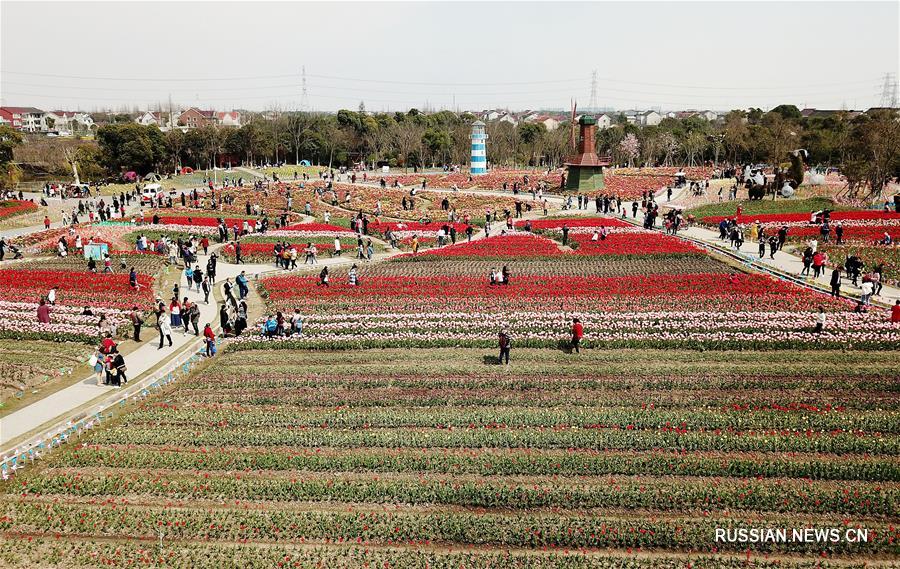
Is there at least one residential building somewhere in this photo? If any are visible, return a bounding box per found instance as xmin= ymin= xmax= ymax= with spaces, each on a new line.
xmin=0 ymin=107 xmax=47 ymax=132
xmin=595 ymin=113 xmax=613 ymax=130
xmin=217 ymin=111 xmax=241 ymax=127
xmin=671 ymin=110 xmax=719 ymax=121
xmin=498 ymin=112 xmax=518 ymax=126
xmin=47 ymin=111 xmax=94 ymax=133
xmin=640 ymin=110 xmax=662 ymax=126
xmin=136 ymin=111 xmax=171 ymax=128
xmin=535 ymin=115 xmax=560 ymax=131
xmin=177 ymin=107 xmax=219 ymax=128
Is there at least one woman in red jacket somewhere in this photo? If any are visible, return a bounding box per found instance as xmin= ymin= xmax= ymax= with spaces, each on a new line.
xmin=571 ymin=317 xmax=584 ymax=354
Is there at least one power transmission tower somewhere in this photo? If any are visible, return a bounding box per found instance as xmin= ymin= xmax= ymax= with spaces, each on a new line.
xmin=879 ymin=72 xmax=898 ymax=108
xmin=300 ymin=66 xmax=310 ymax=112
xmin=589 ymin=70 xmax=598 ymax=111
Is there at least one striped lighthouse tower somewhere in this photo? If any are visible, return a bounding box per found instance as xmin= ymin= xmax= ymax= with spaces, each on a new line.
xmin=470 ymin=120 xmax=487 ymax=175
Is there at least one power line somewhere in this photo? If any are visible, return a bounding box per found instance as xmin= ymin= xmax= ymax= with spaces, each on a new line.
xmin=2 ymin=71 xmax=298 ymax=82
xmin=3 ymin=69 xmax=883 ymax=91
xmin=3 ymin=79 xmax=881 ymax=102
xmin=300 ymin=66 xmax=310 ymax=112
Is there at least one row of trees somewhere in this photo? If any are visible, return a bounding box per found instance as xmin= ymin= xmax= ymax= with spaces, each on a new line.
xmin=8 ymin=104 xmax=899 ymax=195
xmin=596 ymin=106 xmax=899 ymax=195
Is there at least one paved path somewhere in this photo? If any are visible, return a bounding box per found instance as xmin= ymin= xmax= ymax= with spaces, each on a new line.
xmin=1 ymin=193 xmax=141 ymax=240
xmin=0 ymin=248 xmax=268 ymax=447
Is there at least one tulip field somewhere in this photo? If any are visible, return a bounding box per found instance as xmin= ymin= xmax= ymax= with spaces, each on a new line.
xmin=0 ymin=200 xmax=38 ymax=222
xmin=1 ymin=348 xmax=898 ymax=567
xmin=253 ymin=231 xmax=897 ymax=350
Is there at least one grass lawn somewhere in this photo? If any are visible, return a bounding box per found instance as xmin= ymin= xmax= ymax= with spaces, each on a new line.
xmin=688 ymin=197 xmax=850 ymax=219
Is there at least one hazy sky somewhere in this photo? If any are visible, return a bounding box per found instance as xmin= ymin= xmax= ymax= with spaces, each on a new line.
xmin=2 ymin=1 xmax=897 ymax=113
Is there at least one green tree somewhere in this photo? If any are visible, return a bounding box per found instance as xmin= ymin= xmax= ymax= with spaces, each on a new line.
xmin=770 ymin=104 xmax=802 ymax=121
xmin=842 ymin=110 xmax=900 ymax=197
xmin=95 ymin=123 xmax=166 ymax=174
xmin=0 ymin=125 xmax=24 ymax=189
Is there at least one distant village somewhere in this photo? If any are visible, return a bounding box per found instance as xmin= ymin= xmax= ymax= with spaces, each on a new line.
xmin=1 ymin=104 xmax=879 ymax=137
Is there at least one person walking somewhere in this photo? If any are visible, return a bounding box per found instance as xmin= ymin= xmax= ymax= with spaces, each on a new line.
xmin=811 ymin=251 xmax=825 ymax=278
xmin=182 ymin=297 xmax=192 ymax=333
xmin=767 ymin=235 xmax=778 ymax=259
xmin=830 ymin=267 xmax=842 ymax=298
xmin=224 ymin=278 xmax=236 ymax=306
xmin=236 ymin=271 xmax=249 ymax=300
xmin=800 ymin=247 xmax=813 ymax=276
xmin=206 ymin=255 xmax=217 ymax=284
xmin=188 ymin=301 xmax=201 ymax=336
xmin=111 ymin=349 xmax=127 ymax=386
xmin=571 ymin=317 xmax=584 ymax=354
xmin=192 ymin=265 xmax=203 ymax=292
xmin=201 ymin=276 xmax=211 ymax=304
xmin=157 ymin=314 xmax=173 ymax=349
xmin=333 ymin=237 xmax=342 ymax=257
xmin=129 ymin=306 xmax=143 ymax=341
xmin=498 ymin=328 xmax=511 ymax=365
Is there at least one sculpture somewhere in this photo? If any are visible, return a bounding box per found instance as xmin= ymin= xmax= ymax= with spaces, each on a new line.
xmin=745 ymin=149 xmax=807 ymax=200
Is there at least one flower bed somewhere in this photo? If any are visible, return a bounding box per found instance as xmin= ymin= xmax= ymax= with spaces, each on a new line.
xmin=0 ymin=268 xmax=154 ymax=310
xmin=152 ymin=214 xmax=260 ymax=229
xmin=398 ymin=233 xmax=564 ymax=259
xmin=279 ymin=222 xmax=355 ymax=233
xmin=0 ymin=199 xmax=39 ymax=221
xmin=568 ymin=232 xmax=703 ymax=256
xmin=701 ymin=210 xmax=900 ymax=226
xmin=5 ymin=347 xmax=897 ymax=565
xmin=221 ymin=239 xmax=360 ymax=263
xmin=819 ymin=243 xmax=900 ymax=285
xmin=516 ymin=216 xmax=634 ymax=230
xmin=0 ymin=300 xmax=130 ymax=343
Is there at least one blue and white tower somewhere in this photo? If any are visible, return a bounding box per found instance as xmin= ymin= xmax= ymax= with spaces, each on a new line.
xmin=470 ymin=120 xmax=487 ymax=174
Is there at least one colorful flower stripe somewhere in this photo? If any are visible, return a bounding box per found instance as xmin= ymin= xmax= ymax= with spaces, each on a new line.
xmin=702 ymin=210 xmax=900 ymax=225
xmin=778 ymin=225 xmax=900 ymax=241
xmin=516 ymin=217 xmax=633 ymax=229
xmin=0 ymin=199 xmax=38 ymax=220
xmin=154 ymin=215 xmax=259 ymax=228
xmin=261 ymin=273 xmax=835 ymax=301
xmin=569 ymin=232 xmax=703 ymax=256
xmin=399 ymin=234 xmax=563 ymax=258
xmin=0 ymin=269 xmax=154 ymax=309
xmin=280 ymin=222 xmax=355 ymax=233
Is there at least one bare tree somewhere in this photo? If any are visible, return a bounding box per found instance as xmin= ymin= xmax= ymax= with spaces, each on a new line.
xmin=393 ymin=121 xmax=425 ymax=173
xmin=287 ymin=112 xmax=315 ymax=165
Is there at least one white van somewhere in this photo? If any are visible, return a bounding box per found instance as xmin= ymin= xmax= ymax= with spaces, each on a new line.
xmin=140 ymin=183 xmax=164 ymax=205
